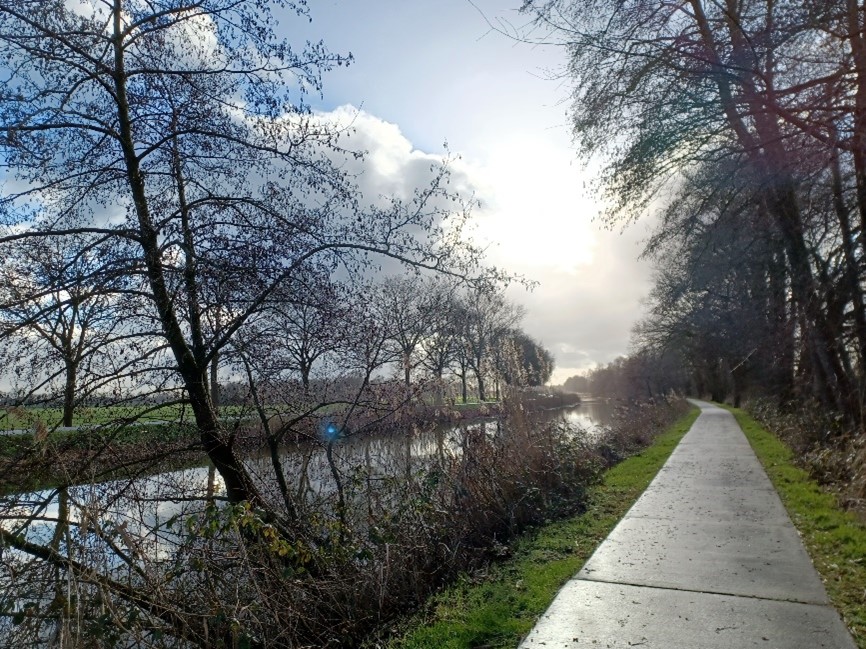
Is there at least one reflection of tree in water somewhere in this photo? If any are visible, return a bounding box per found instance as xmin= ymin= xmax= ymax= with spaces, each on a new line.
xmin=0 ymin=403 xmax=614 ymax=645
xmin=2 ymin=470 xmax=217 ymax=645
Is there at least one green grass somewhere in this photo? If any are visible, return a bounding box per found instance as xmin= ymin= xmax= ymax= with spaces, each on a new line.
xmin=0 ymin=404 xmax=193 ymax=430
xmin=0 ymin=403 xmax=255 ymax=431
xmin=0 ymin=420 xmax=206 ymax=495
xmin=727 ymin=407 xmax=866 ymax=648
xmin=380 ymin=405 xmax=700 ymax=649
xmin=0 ymin=420 xmax=198 ymax=458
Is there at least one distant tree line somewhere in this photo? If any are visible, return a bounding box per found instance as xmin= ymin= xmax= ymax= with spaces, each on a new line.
xmin=0 ymin=267 xmax=552 ymax=418
xmin=561 ymin=351 xmax=688 ymax=402
xmin=526 ymin=0 xmax=866 ymax=419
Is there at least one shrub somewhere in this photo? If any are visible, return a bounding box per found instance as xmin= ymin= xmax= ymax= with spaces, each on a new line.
xmin=0 ymin=398 xmax=688 ymax=648
xmin=746 ymin=398 xmax=866 ymax=504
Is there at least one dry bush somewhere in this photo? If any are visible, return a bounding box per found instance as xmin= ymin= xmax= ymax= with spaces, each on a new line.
xmin=1 ymin=399 xmax=688 ymax=648
xmin=746 ymin=399 xmax=865 ymax=506
xmin=214 ymin=397 xmax=690 ymax=647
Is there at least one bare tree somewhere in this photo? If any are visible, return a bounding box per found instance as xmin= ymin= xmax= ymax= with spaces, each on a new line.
xmin=418 ymin=279 xmax=462 ymax=402
xmin=379 ymin=275 xmax=451 ymax=388
xmin=0 ymin=1 xmax=502 ymax=644
xmin=459 ymin=289 xmax=524 ymax=401
xmin=0 ymin=235 xmax=143 ymax=427
xmin=261 ymin=272 xmax=348 ymax=395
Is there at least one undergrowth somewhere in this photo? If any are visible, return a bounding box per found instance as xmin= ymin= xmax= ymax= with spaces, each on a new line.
xmin=373 ymin=403 xmax=699 ymax=649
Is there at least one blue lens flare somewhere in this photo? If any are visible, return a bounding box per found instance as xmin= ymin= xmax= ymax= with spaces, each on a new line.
xmin=321 ymin=421 xmax=341 ymax=442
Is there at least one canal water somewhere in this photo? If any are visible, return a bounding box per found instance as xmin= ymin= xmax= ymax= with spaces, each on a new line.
xmin=1 ymin=401 xmax=616 ymax=557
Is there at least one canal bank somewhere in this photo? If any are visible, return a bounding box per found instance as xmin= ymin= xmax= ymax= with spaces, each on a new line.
xmin=0 ymin=400 xmax=613 ymax=494
xmin=374 ymin=402 xmax=700 ymax=648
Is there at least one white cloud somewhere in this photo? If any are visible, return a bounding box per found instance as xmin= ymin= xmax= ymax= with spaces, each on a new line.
xmin=307 ymin=105 xmax=655 ymax=382
xmin=315 ymin=105 xmax=478 ymax=204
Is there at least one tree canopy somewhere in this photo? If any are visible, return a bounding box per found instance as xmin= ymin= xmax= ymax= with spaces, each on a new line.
xmin=524 ymin=0 xmax=866 ymax=419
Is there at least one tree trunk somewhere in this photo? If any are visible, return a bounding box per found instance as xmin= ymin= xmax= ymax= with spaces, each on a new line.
xmin=766 ymin=244 xmax=794 ymax=399
xmin=830 ymin=127 xmax=866 ymax=375
xmin=210 ymin=352 xmax=219 ymax=412
xmin=62 ymin=361 xmax=76 ymax=427
xmin=301 ymin=364 xmax=311 ymax=394
xmin=48 ymin=487 xmax=71 ymax=645
xmin=846 ymin=0 xmax=866 ymax=237
xmin=111 ymin=4 xmax=255 ymax=504
xmin=771 ymin=182 xmax=854 ymax=415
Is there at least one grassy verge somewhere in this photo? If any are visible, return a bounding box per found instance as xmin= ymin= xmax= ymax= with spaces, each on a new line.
xmin=727 ymin=407 xmax=866 ymax=648
xmin=0 ymin=422 xmax=208 ymax=496
xmin=0 ymin=404 xmax=254 ymax=430
xmin=380 ymin=405 xmax=700 ymax=649
xmin=0 ymin=422 xmax=197 ymax=458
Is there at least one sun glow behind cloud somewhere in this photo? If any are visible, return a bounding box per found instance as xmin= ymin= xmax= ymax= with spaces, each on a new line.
xmin=305 ymin=105 xmax=651 ymax=384
xmin=317 ymin=108 xmax=600 ymax=276
xmin=471 ymin=137 xmax=598 ymax=275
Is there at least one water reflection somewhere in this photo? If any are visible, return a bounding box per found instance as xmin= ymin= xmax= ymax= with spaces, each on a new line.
xmin=2 ymin=403 xmax=613 ymax=564
xmin=0 ymin=402 xmax=614 ymax=643
xmin=560 ymin=400 xmax=617 ymax=434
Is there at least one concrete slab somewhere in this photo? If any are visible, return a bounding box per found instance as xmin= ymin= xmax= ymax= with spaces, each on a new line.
xmin=646 ymin=466 xmax=775 ymax=491
xmin=520 ymin=580 xmax=856 ymax=649
xmin=517 ymin=401 xmax=856 ymax=648
xmin=578 ymin=516 xmax=828 ymax=603
xmin=625 ymin=483 xmax=790 ymax=524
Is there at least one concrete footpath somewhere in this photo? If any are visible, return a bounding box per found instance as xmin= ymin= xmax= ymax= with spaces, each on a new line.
xmin=519 ymin=400 xmax=856 ymax=649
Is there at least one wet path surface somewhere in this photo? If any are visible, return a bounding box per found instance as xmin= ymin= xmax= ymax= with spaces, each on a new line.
xmin=519 ymin=401 xmax=856 ymax=648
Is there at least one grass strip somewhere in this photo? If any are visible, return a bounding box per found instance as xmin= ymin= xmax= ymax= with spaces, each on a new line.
xmin=727 ymin=407 xmax=866 ymax=648
xmin=383 ymin=405 xmax=700 ymax=649
xmin=0 ymin=404 xmax=255 ymax=430
xmin=0 ymin=422 xmax=196 ymax=459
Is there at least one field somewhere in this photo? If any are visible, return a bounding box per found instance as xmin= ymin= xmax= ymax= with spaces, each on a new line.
xmin=0 ymin=403 xmax=249 ymax=431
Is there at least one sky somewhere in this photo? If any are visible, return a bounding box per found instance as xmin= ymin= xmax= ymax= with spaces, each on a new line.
xmin=276 ymin=1 xmax=656 ymax=384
